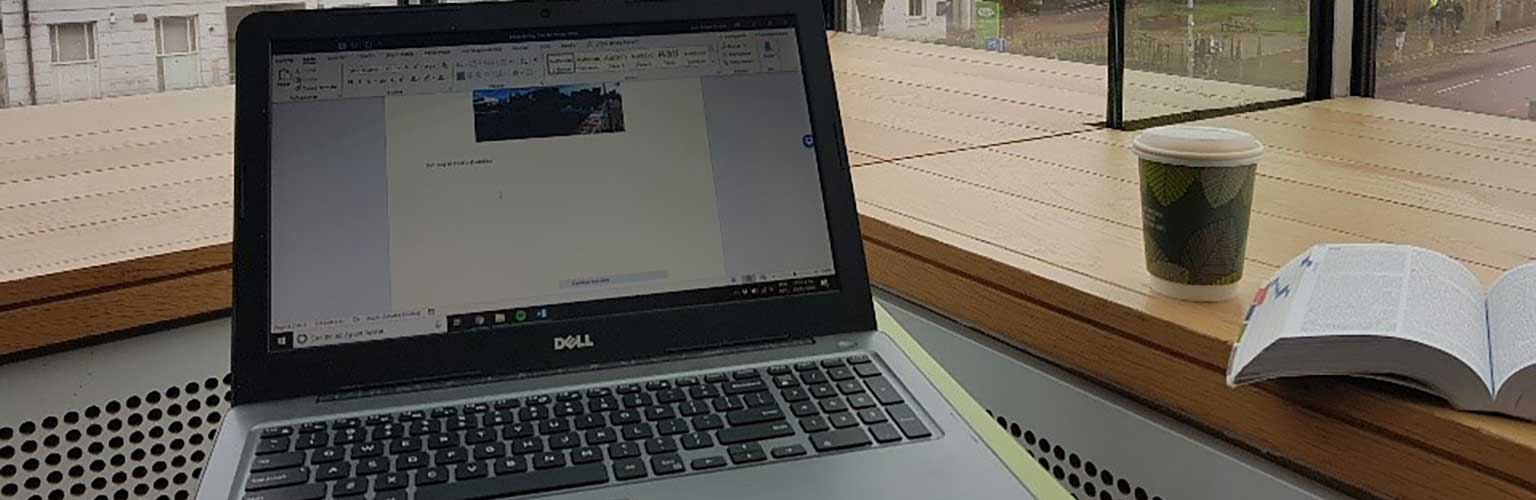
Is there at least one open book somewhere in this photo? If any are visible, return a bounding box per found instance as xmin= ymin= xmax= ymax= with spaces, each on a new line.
xmin=1227 ymin=244 xmax=1536 ymax=421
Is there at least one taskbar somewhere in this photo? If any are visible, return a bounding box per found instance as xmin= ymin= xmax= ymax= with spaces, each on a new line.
xmin=445 ymin=275 xmax=837 ymax=333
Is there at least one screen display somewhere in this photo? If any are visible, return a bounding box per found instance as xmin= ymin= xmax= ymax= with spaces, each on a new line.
xmin=265 ymin=16 xmax=837 ymax=352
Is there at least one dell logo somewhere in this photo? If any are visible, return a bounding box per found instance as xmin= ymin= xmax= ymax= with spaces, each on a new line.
xmin=554 ymin=334 xmax=595 ymax=351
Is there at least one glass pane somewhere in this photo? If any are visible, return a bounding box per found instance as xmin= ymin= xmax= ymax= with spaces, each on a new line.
xmin=52 ymin=23 xmax=93 ymax=63
xmin=1122 ymin=0 xmax=1309 ymax=124
xmin=160 ymin=17 xmax=195 ymax=54
xmin=1376 ymin=0 xmax=1536 ymax=120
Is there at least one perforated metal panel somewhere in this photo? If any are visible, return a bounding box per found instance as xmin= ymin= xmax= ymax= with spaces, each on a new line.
xmin=0 ymin=374 xmax=231 ymax=500
xmin=985 ymin=408 xmax=1163 ymax=500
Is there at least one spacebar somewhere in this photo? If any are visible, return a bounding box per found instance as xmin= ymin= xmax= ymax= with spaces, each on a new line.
xmin=414 ymin=463 xmax=610 ymax=500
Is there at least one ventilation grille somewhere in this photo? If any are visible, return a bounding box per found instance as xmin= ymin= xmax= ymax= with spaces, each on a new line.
xmin=986 ymin=408 xmax=1166 ymax=500
xmin=0 ymin=374 xmax=232 ymax=500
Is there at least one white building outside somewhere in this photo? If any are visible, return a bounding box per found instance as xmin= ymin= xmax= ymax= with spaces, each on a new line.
xmin=0 ymin=0 xmax=391 ymax=107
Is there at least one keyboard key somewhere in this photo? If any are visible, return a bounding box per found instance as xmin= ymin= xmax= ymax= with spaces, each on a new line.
xmin=837 ymin=380 xmax=865 ymax=395
xmin=799 ymin=416 xmax=830 ymax=433
xmin=356 ymin=457 xmax=388 ymax=475
xmin=258 ymin=427 xmax=293 ymax=439
xmin=586 ymin=387 xmax=614 ymax=397
xmin=539 ymin=418 xmax=571 ymax=435
xmin=510 ymin=437 xmax=543 ymax=454
xmin=473 ymin=442 xmax=506 ymax=459
xmin=690 ymin=414 xmax=725 ymax=431
xmin=644 ymin=436 xmax=678 ymax=454
xmin=254 ymin=437 xmax=290 ymax=455
xmin=376 ymin=471 xmax=410 ymax=491
xmin=610 ymin=409 xmax=641 ymax=425
xmin=463 ymin=402 xmax=491 ymax=414
xmin=674 ymin=376 xmax=700 ymax=387
xmin=587 ymin=397 xmax=619 ymax=413
xmin=456 ymin=461 xmax=489 ymax=480
xmin=370 ymin=424 xmax=404 ymax=441
xmin=548 ymin=432 xmax=580 ymax=450
xmin=493 ymin=456 xmax=527 ymax=475
xmin=643 ymin=406 xmax=676 ymax=421
xmin=687 ymin=385 xmax=721 ymax=400
xmin=820 ymin=358 xmax=846 ymax=369
xmin=525 ymin=395 xmax=552 ymax=406
xmin=656 ymin=419 xmax=689 ymax=436
xmin=773 ymin=375 xmax=800 ymax=389
xmin=571 ymin=446 xmax=605 ymax=464
xmin=651 ymin=453 xmax=686 ymax=475
xmin=314 ymin=462 xmax=350 ymax=481
xmin=793 ymin=361 xmax=818 ymax=372
xmin=415 ymin=463 xmax=610 ymax=500
xmin=621 ymin=393 xmax=653 ymax=408
xmin=800 ymin=371 xmax=829 ymax=385
xmin=869 ymin=422 xmax=903 ymax=443
xmin=332 ymin=428 xmax=363 ymax=445
xmin=585 ymin=427 xmax=619 ymax=445
xmin=430 ymin=407 xmax=457 ymax=419
xmin=294 ymin=433 xmax=328 ymax=450
xmin=767 ymin=365 xmax=792 ymax=376
xmin=556 ymin=391 xmax=582 ymax=402
xmin=771 ymin=444 xmax=808 ymax=459
xmin=365 ymin=414 xmax=393 ymax=426
xmin=728 ymin=444 xmax=767 ymax=464
xmin=518 ymin=406 xmax=550 ymax=421
xmin=645 ymin=380 xmax=672 ymax=391
xmin=426 ymin=433 xmax=459 ymax=450
xmin=808 ymin=384 xmax=837 ymax=399
xmin=464 ymin=428 xmax=496 ymax=445
xmin=854 ymin=363 xmax=882 ymax=378
xmin=811 ymin=428 xmax=872 ymax=452
xmin=435 ymin=447 xmax=469 ymax=465
xmin=691 ymin=456 xmax=728 ymax=470
xmin=554 ymin=401 xmax=585 ymax=417
xmin=703 ymin=373 xmax=729 ymax=384
xmin=492 ymin=398 xmax=521 ymax=410
xmin=886 ymin=405 xmax=932 ymax=439
xmin=620 ymin=423 xmax=654 ymax=441
xmin=331 ymin=478 xmax=367 ymax=497
xmin=298 ymin=422 xmax=327 ymax=434
xmin=716 ymin=421 xmax=795 ymax=445
xmin=731 ymin=369 xmax=761 ymax=380
xmin=417 ymin=466 xmax=450 ymax=486
xmin=790 ymin=402 xmax=819 ymax=418
xmin=484 ymin=411 xmax=515 ymax=427
xmin=445 ymin=415 xmax=477 ymax=432
xmin=249 ymin=452 xmax=303 ymax=472
xmin=847 ymin=394 xmax=877 ymax=410
xmin=609 ymin=441 xmax=641 ymax=459
xmin=677 ymin=400 xmax=711 ymax=417
xmin=741 ymin=392 xmax=776 ymax=408
xmin=726 ymin=407 xmax=788 ymax=426
xmin=865 ymin=378 xmax=904 ymax=405
xmin=501 ymin=423 xmax=535 ymax=440
xmin=616 ymin=384 xmax=641 ymax=395
xmin=613 ymin=458 xmax=647 ymax=480
xmin=710 ymin=397 xmax=745 ymax=413
xmin=655 ymin=388 xmax=687 ymax=404
xmin=828 ymin=367 xmax=856 ymax=381
xmin=333 ymin=418 xmax=362 ymax=430
xmin=350 ymin=442 xmax=383 ymax=459
xmin=389 ymin=437 xmax=421 ymax=454
xmin=819 ymin=399 xmax=849 ymax=414
xmin=397 ymin=451 xmax=430 ymax=470
xmin=781 ymin=388 xmax=810 ymax=402
xmin=846 ymin=354 xmax=872 ymax=365
xmin=723 ymin=380 xmax=768 ymax=395
xmin=245 ymin=468 xmax=308 ymax=491
xmin=532 ymin=451 xmax=566 ymax=469
xmin=857 ymin=408 xmax=888 ymax=425
xmin=573 ymin=414 xmax=607 ymax=430
xmin=829 ymin=413 xmax=859 ymax=428
xmin=680 ymin=432 xmax=713 ymax=450
xmin=407 ymin=420 xmax=440 ymax=436
xmin=240 ymin=483 xmax=324 ymax=500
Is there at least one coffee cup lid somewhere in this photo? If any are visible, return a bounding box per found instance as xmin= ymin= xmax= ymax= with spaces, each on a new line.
xmin=1132 ymin=126 xmax=1264 ymax=167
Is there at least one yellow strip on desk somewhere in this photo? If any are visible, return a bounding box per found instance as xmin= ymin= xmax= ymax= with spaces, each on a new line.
xmin=875 ymin=301 xmax=1073 ymax=500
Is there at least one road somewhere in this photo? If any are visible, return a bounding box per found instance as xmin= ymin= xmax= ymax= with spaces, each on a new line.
xmin=1378 ymin=39 xmax=1536 ymax=119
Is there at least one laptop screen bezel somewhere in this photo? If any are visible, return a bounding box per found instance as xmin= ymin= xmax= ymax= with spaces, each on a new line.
xmin=231 ymin=0 xmax=874 ymax=405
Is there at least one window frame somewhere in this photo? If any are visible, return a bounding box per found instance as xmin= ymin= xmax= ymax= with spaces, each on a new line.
xmin=909 ymin=0 xmax=924 ymax=17
xmin=155 ymin=16 xmax=201 ymax=56
xmin=49 ymin=22 xmax=98 ymax=65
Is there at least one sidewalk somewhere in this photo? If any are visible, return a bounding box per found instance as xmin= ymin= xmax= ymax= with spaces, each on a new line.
xmin=1380 ymin=22 xmax=1536 ymax=71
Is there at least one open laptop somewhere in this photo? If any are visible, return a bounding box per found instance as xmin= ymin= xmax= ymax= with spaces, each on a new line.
xmin=200 ymin=1 xmax=1033 ymax=499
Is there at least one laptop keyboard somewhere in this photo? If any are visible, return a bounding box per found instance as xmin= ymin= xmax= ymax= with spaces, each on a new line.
xmin=240 ymin=354 xmax=933 ymax=500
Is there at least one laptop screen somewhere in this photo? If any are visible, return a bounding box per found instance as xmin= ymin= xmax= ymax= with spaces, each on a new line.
xmin=264 ymin=16 xmax=837 ymax=352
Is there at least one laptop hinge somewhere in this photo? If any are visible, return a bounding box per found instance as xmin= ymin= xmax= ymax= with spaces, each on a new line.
xmin=319 ymin=335 xmax=812 ymax=402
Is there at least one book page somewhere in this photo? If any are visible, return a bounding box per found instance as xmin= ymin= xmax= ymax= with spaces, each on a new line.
xmin=1294 ymin=245 xmax=1492 ymax=390
xmin=1228 ymin=249 xmax=1314 ymax=381
xmin=1489 ymin=262 xmax=1536 ymax=393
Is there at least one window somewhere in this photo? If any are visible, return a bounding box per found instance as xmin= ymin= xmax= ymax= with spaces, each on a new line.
xmin=156 ymin=16 xmax=200 ymax=55
xmin=909 ymin=0 xmax=924 ymax=17
xmin=1375 ymin=0 xmax=1536 ymax=120
xmin=49 ymin=23 xmax=97 ymax=63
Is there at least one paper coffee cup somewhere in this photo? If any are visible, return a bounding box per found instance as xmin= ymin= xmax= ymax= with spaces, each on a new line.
xmin=1132 ymin=126 xmax=1263 ymax=302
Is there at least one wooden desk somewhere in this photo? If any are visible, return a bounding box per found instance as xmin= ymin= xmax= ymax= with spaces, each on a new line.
xmin=2 ymin=33 xmax=1533 ymax=500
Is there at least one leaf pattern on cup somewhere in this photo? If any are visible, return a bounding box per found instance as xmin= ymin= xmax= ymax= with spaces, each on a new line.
xmin=1183 ymin=218 xmax=1242 ymax=284
xmin=1201 ymin=167 xmax=1250 ymax=208
xmin=1140 ymin=161 xmax=1196 ymax=207
xmin=1145 ymin=241 xmax=1191 ymax=282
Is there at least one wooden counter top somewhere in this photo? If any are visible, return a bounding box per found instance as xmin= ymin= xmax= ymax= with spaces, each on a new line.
xmin=2 ymin=32 xmax=1532 ymax=500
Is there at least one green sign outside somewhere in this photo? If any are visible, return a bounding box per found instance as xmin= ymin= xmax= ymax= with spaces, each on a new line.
xmin=975 ymin=1 xmax=1001 ymax=48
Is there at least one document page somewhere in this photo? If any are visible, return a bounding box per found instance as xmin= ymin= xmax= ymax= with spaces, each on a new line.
xmin=1490 ymin=262 xmax=1536 ymax=394
xmin=1294 ymin=245 xmax=1491 ymax=388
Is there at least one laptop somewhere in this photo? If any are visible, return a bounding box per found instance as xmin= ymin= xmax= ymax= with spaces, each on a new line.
xmin=199 ymin=1 xmax=1033 ymax=499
